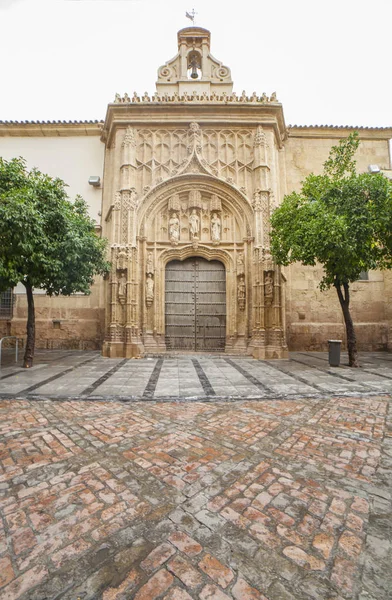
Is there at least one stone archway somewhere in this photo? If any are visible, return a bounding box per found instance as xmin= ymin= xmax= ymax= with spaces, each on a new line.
xmin=138 ymin=177 xmax=248 ymax=355
xmin=103 ymin=172 xmax=288 ymax=359
xmin=165 ymin=257 xmax=226 ymax=351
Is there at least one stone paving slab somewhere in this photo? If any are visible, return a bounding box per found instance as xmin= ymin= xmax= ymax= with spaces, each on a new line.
xmin=0 ymin=393 xmax=390 ymax=599
xmin=2 ymin=350 xmax=392 ymax=402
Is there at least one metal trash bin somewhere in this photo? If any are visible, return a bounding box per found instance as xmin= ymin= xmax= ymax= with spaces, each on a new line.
xmin=328 ymin=340 xmax=342 ymax=367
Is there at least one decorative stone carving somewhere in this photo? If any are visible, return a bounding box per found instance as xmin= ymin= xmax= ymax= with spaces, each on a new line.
xmin=189 ymin=209 xmax=200 ymax=239
xmin=253 ymin=190 xmax=262 ymax=211
xmin=122 ymin=126 xmax=136 ymax=148
xmin=146 ymin=274 xmax=154 ymax=307
xmin=210 ymin=194 xmax=222 ymax=212
xmin=146 ymin=252 xmax=154 ymax=275
xmin=118 ymin=273 xmax=127 ymax=305
xmin=265 ymin=271 xmax=274 ymax=305
xmin=189 ymin=190 xmax=202 ymax=208
xmin=128 ymin=91 xmax=277 ymax=104
xmin=169 ymin=213 xmax=180 ymax=244
xmin=189 ymin=121 xmax=201 ymax=153
xmin=122 ymin=188 xmax=138 ymax=210
xmin=237 ymin=252 xmax=245 ymax=276
xmin=114 ymin=192 xmax=121 ymax=210
xmin=136 ymin=127 xmax=253 ymax=194
xmin=168 ymin=194 xmax=181 ymax=212
xmin=254 ymin=125 xmax=266 ymax=147
xmin=117 ymin=249 xmax=128 ymax=272
xmin=211 ymin=213 xmax=221 ymax=243
xmin=238 ymin=277 xmax=246 ymax=311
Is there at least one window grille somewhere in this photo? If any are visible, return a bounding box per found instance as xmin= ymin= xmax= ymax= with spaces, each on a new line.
xmin=358 ymin=271 xmax=369 ymax=281
xmin=0 ymin=289 xmax=13 ymax=319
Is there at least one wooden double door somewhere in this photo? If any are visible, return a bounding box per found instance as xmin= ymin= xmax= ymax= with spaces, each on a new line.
xmin=165 ymin=258 xmax=226 ymax=351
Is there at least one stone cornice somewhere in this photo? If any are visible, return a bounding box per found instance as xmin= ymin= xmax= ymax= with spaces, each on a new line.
xmin=112 ymin=91 xmax=278 ymax=105
xmin=102 ymin=100 xmax=288 ymax=149
xmin=288 ymin=125 xmax=392 ymax=140
xmin=0 ymin=121 xmax=103 ymax=137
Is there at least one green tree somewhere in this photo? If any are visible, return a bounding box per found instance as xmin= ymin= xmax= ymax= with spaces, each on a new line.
xmin=270 ymin=133 xmax=392 ymax=367
xmin=0 ymin=157 xmax=110 ymax=368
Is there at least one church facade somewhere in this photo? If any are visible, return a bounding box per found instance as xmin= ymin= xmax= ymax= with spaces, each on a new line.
xmin=1 ymin=27 xmax=392 ymax=357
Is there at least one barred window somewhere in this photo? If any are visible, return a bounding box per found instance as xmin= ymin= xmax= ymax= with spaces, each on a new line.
xmin=0 ymin=289 xmax=13 ymax=319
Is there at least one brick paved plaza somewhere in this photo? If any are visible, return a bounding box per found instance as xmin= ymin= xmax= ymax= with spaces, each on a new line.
xmin=0 ymin=352 xmax=391 ymax=599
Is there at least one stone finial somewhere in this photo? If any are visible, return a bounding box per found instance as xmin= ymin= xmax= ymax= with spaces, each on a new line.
xmin=122 ymin=126 xmax=136 ymax=148
xmin=254 ymin=125 xmax=266 ymax=147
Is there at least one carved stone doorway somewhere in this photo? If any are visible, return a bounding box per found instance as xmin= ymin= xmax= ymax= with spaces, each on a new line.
xmin=165 ymin=258 xmax=226 ymax=351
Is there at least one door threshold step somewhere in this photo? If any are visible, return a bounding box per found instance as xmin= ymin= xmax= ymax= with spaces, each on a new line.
xmin=143 ymin=352 xmax=253 ymax=358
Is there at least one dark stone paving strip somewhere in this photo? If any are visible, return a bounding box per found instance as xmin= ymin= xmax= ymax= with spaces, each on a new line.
xmin=17 ymin=356 xmax=98 ymax=395
xmin=142 ymin=358 xmax=163 ymax=399
xmin=300 ymin=352 xmax=392 ymax=381
xmin=81 ymin=358 xmax=128 ymax=396
xmin=0 ymin=351 xmax=96 ymax=381
xmin=224 ymin=358 xmax=274 ymax=394
xmin=294 ymin=354 xmax=392 ymax=387
xmin=360 ymin=368 xmax=392 ymax=381
xmin=192 ymin=358 xmax=216 ymax=396
xmin=290 ymin=356 xmax=374 ymax=387
xmin=264 ymin=360 xmax=325 ymax=392
xmin=0 ymin=369 xmax=24 ymax=381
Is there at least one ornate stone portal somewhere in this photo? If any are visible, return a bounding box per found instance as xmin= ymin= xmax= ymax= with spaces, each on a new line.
xmin=101 ymin=26 xmax=288 ymax=359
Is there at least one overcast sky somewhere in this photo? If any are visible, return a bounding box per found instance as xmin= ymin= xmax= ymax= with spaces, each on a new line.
xmin=0 ymin=0 xmax=391 ymax=127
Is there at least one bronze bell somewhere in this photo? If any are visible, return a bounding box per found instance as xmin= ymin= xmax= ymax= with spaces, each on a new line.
xmin=189 ymin=53 xmax=200 ymax=79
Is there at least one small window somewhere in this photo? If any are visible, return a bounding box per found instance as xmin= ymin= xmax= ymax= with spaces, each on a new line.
xmin=358 ymin=271 xmax=369 ymax=281
xmin=0 ymin=288 xmax=13 ymax=319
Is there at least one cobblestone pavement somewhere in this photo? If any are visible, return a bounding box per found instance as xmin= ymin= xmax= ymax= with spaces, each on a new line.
xmin=0 ymin=391 xmax=391 ymax=599
xmin=2 ymin=350 xmax=392 ymax=401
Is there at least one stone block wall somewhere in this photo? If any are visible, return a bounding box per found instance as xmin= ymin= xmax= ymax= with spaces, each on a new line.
xmin=0 ymin=281 xmax=105 ymax=351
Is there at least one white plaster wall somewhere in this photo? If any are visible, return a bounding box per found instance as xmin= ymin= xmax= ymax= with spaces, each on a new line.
xmin=0 ymin=136 xmax=104 ymax=221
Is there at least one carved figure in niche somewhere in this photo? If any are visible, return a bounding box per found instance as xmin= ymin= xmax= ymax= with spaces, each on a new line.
xmin=265 ymin=271 xmax=274 ymax=301
xmin=169 ymin=213 xmax=180 ymax=244
xmin=117 ymin=250 xmax=127 ymax=271
xmin=189 ymin=209 xmax=200 ymax=238
xmin=146 ymin=274 xmax=154 ymax=307
xmin=237 ymin=252 xmax=245 ymax=276
xmin=238 ymin=277 xmax=246 ymax=311
xmin=146 ymin=252 xmax=154 ymax=275
xmin=118 ymin=273 xmax=127 ymax=305
xmin=211 ymin=213 xmax=221 ymax=242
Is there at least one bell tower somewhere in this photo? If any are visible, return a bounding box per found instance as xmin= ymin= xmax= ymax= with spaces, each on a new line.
xmin=156 ymin=27 xmax=233 ymax=96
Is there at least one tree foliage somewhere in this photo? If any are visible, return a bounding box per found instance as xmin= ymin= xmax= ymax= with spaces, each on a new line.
xmin=270 ymin=133 xmax=392 ymax=366
xmin=0 ymin=157 xmax=110 ymax=366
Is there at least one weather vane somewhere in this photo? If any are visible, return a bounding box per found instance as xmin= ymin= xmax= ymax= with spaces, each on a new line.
xmin=185 ymin=8 xmax=197 ymax=24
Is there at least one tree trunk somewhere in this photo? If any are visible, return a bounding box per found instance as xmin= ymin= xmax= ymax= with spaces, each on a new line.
xmin=335 ymin=281 xmax=359 ymax=367
xmin=23 ymin=281 xmax=35 ymax=368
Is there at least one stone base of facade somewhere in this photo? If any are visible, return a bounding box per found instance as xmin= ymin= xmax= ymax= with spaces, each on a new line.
xmin=102 ymin=341 xmax=144 ymax=358
xmin=287 ymin=322 xmax=390 ymax=352
xmin=251 ymin=345 xmax=289 ymax=360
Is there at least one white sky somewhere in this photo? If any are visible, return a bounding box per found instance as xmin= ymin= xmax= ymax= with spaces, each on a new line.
xmin=0 ymin=0 xmax=391 ymax=127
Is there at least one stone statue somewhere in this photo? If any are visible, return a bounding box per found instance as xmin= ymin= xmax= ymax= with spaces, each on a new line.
xmin=118 ymin=273 xmax=127 ymax=305
xmin=189 ymin=209 xmax=200 ymax=238
xmin=146 ymin=252 xmax=154 ymax=275
xmin=169 ymin=213 xmax=180 ymax=244
xmin=146 ymin=273 xmax=154 ymax=306
xmin=117 ymin=250 xmax=127 ymax=271
xmin=265 ymin=271 xmax=274 ymax=299
xmin=211 ymin=213 xmax=221 ymax=242
xmin=238 ymin=276 xmax=246 ymax=311
xmin=237 ymin=252 xmax=245 ymax=276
